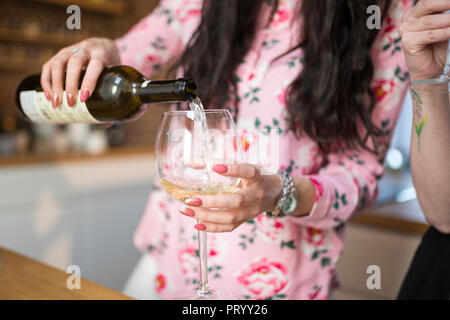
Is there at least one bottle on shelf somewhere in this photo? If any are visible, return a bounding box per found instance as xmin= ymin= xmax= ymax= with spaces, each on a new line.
xmin=16 ymin=65 xmax=198 ymax=124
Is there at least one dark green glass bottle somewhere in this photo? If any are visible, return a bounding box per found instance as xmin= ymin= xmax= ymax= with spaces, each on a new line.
xmin=16 ymin=65 xmax=198 ymax=124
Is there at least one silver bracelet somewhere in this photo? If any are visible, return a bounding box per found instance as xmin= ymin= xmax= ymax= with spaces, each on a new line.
xmin=266 ymin=171 xmax=298 ymax=218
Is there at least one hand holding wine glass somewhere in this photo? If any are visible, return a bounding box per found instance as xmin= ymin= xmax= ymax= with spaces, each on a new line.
xmin=180 ymin=163 xmax=283 ymax=233
xmin=155 ymin=108 xmax=245 ymax=299
xmin=399 ymin=0 xmax=450 ymax=82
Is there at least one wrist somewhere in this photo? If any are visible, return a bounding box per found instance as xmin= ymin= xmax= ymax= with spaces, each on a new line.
xmin=268 ymin=174 xmax=284 ymax=212
xmin=290 ymin=178 xmax=316 ymax=217
xmin=266 ymin=171 xmax=299 ymax=218
xmin=104 ymin=38 xmax=121 ymax=65
xmin=410 ymin=83 xmax=448 ymax=95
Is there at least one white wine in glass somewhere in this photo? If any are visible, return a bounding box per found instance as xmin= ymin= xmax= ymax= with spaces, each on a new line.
xmin=155 ymin=107 xmax=243 ymax=299
xmin=159 ymin=179 xmax=238 ymax=202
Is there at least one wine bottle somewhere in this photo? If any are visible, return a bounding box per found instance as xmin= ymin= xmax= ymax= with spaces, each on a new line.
xmin=15 ymin=65 xmax=198 ymax=124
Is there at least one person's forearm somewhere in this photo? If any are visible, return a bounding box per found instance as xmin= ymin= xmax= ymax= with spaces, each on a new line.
xmin=409 ymin=87 xmax=450 ymax=233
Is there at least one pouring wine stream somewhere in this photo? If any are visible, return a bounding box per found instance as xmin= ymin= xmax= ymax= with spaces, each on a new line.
xmin=188 ymin=97 xmax=214 ymax=297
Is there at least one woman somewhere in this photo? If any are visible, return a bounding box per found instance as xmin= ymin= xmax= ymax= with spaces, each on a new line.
xmin=41 ymin=0 xmax=412 ymax=299
xmin=397 ymin=0 xmax=450 ymax=299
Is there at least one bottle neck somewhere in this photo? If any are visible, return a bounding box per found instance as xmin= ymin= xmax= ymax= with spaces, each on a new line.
xmin=136 ymin=78 xmax=198 ymax=104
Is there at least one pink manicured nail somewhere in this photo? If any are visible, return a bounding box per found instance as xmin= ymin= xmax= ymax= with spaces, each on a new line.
xmin=212 ymin=164 xmax=228 ymax=174
xmin=67 ymin=93 xmax=74 ymax=107
xmin=52 ymin=93 xmax=59 ymax=108
xmin=44 ymin=90 xmax=50 ymax=101
xmin=178 ymin=208 xmax=195 ymax=217
xmin=194 ymin=224 xmax=206 ymax=231
xmin=185 ymin=197 xmax=202 ymax=206
xmin=80 ymin=88 xmax=89 ymax=103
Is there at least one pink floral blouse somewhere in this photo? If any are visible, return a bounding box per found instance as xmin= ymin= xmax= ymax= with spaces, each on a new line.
xmin=115 ymin=0 xmax=412 ymax=299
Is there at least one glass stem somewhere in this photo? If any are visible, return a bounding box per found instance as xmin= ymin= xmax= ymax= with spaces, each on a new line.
xmin=197 ymin=229 xmax=212 ymax=296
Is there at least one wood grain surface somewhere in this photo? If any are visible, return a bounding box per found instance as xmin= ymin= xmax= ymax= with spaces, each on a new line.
xmin=0 ymin=247 xmax=133 ymax=300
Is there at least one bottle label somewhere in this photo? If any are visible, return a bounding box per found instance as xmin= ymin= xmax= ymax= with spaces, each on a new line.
xmin=19 ymin=90 xmax=101 ymax=124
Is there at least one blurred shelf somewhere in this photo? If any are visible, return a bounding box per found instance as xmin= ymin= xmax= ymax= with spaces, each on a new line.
xmin=0 ymin=145 xmax=154 ymax=168
xmin=0 ymin=27 xmax=86 ymax=47
xmin=31 ymin=0 xmax=129 ymax=16
xmin=0 ymin=57 xmax=44 ymax=72
xmin=352 ymin=199 xmax=428 ymax=234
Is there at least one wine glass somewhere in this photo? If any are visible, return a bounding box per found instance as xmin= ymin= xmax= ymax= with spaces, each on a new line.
xmin=155 ymin=109 xmax=243 ymax=300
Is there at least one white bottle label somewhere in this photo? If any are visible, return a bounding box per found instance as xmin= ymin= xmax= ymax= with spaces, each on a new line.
xmin=19 ymin=90 xmax=101 ymax=124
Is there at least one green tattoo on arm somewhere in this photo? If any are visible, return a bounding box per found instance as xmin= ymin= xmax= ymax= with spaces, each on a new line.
xmin=411 ymin=89 xmax=427 ymax=152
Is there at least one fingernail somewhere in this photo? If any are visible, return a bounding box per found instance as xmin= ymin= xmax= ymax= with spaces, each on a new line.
xmin=44 ymin=90 xmax=50 ymax=101
xmin=185 ymin=197 xmax=202 ymax=206
xmin=52 ymin=93 xmax=59 ymax=108
xmin=178 ymin=207 xmax=195 ymax=217
xmin=212 ymin=164 xmax=228 ymax=174
xmin=80 ymin=88 xmax=89 ymax=103
xmin=67 ymin=93 xmax=74 ymax=107
xmin=194 ymin=224 xmax=206 ymax=231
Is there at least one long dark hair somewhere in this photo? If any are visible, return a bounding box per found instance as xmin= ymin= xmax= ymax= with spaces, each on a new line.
xmin=177 ymin=0 xmax=391 ymax=155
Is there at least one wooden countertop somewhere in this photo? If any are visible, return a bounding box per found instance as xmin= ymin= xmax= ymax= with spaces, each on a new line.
xmin=0 ymin=247 xmax=133 ymax=300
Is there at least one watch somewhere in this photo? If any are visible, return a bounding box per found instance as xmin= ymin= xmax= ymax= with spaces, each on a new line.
xmin=266 ymin=171 xmax=298 ymax=218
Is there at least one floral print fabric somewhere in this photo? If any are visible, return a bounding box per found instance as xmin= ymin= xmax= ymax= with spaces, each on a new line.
xmin=115 ymin=0 xmax=413 ymax=299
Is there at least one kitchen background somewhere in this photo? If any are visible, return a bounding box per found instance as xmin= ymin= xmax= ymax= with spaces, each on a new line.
xmin=0 ymin=0 xmax=426 ymax=299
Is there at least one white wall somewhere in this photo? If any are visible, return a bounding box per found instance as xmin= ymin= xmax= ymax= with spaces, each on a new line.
xmin=0 ymin=154 xmax=156 ymax=292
